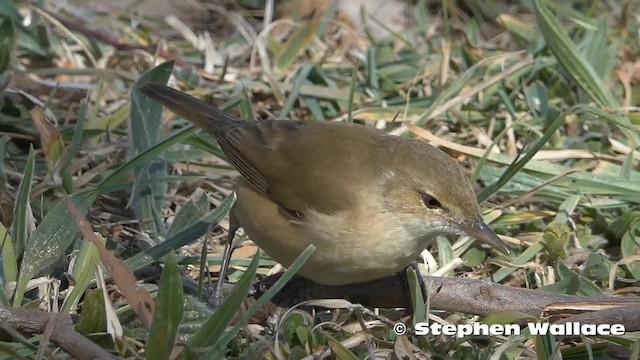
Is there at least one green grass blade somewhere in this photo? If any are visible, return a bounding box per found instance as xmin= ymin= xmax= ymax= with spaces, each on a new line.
xmin=202 ymin=245 xmax=315 ymax=359
xmin=327 ymin=336 xmax=360 ymax=360
xmin=74 ymin=288 xmax=107 ymax=336
xmin=11 ymin=145 xmax=35 ymax=261
xmin=186 ymin=249 xmax=261 ymax=358
xmin=0 ymin=223 xmax=12 ymax=305
xmin=167 ymin=194 xmax=209 ymax=238
xmin=347 ymin=61 xmax=358 ymax=123
xmin=366 ymin=47 xmax=379 ymax=99
xmin=280 ymin=64 xmax=313 ymax=118
xmin=14 ymin=190 xmax=97 ymax=306
xmin=477 ymin=109 xmax=567 ymax=203
xmin=97 ymin=126 xmax=199 ymax=191
xmin=533 ymin=0 xmax=640 ymax=146
xmin=407 ymin=266 xmax=425 ymax=324
xmin=61 ymin=238 xmax=100 ymax=313
xmin=125 ymin=194 xmax=235 ymax=271
xmin=535 ymin=330 xmax=560 ymax=360
xmin=129 ymin=61 xmax=174 ymax=238
xmin=1 ymin=211 xmax=17 ymax=289
xmin=60 ymin=98 xmax=88 ymax=193
xmin=470 ymin=112 xmax=521 ymax=184
xmin=418 ymin=62 xmax=480 ymax=124
xmin=578 ymin=106 xmax=640 ymax=134
xmin=532 ymin=0 xmax=616 ymax=108
xmin=147 ymin=253 xmax=184 ymax=360
xmin=275 ymin=20 xmax=318 ymax=71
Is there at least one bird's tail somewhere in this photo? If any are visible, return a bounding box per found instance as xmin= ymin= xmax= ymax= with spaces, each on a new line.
xmin=138 ymin=83 xmax=239 ymax=132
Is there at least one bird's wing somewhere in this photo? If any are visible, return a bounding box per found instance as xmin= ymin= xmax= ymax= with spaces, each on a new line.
xmin=139 ymin=84 xmax=382 ymax=215
xmin=216 ymin=120 xmax=382 ymax=215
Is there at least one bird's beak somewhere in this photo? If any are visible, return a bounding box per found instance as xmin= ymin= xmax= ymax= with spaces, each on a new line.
xmin=460 ymin=219 xmax=510 ymax=255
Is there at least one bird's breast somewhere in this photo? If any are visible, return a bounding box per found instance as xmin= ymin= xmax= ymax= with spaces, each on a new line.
xmin=233 ymin=181 xmax=435 ymax=285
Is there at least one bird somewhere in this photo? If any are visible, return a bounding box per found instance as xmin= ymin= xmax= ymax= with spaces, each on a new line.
xmin=139 ymin=83 xmax=510 ymax=304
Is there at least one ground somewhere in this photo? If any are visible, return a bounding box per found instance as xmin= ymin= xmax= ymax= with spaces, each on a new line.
xmin=0 ymin=0 xmax=639 ymax=359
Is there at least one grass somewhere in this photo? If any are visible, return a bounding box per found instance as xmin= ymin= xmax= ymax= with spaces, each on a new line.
xmin=0 ymin=0 xmax=639 ymax=359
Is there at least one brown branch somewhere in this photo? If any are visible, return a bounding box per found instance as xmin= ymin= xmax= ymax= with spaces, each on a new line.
xmin=553 ymin=304 xmax=640 ymax=330
xmin=246 ymin=274 xmax=640 ymax=330
xmin=0 ymin=306 xmax=118 ymax=360
xmin=428 ymin=276 xmax=579 ymax=316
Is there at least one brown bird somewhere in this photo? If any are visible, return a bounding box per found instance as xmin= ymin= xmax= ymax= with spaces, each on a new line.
xmin=140 ymin=84 xmax=510 ymax=303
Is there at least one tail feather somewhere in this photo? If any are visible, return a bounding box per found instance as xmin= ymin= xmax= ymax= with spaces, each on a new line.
xmin=138 ymin=83 xmax=239 ymax=132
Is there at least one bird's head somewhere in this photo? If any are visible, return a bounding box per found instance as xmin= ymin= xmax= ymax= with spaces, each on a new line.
xmin=380 ymin=138 xmax=510 ymax=254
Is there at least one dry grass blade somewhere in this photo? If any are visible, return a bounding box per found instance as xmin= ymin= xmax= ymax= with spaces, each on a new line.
xmin=66 ymin=198 xmax=156 ymax=329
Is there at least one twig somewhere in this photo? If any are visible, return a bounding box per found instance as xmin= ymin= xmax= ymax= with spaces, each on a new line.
xmin=0 ymin=306 xmax=118 ymax=360
xmin=32 ymin=3 xmax=185 ymax=66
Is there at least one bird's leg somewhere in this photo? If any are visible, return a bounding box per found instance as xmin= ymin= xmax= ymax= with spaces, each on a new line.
xmin=210 ymin=211 xmax=241 ymax=309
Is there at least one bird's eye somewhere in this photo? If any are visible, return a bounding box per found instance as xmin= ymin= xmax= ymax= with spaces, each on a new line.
xmin=420 ymin=192 xmax=442 ymax=209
